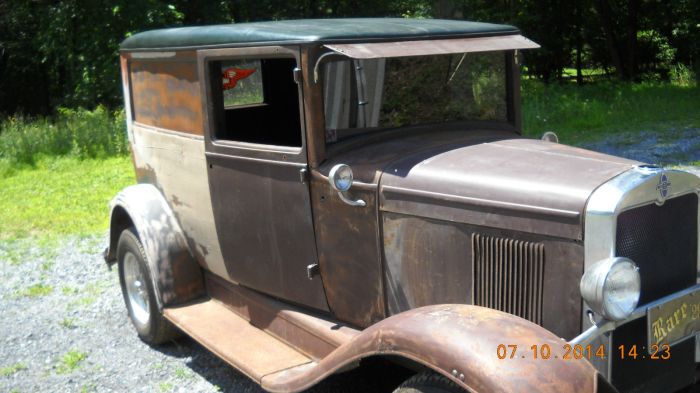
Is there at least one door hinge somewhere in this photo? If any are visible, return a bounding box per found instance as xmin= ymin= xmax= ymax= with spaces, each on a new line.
xmin=293 ymin=67 xmax=302 ymax=84
xmin=306 ymin=263 xmax=320 ymax=280
xmin=299 ymin=167 xmax=309 ymax=184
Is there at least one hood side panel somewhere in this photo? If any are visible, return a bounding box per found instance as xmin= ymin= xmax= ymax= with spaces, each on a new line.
xmin=382 ymin=211 xmax=584 ymax=339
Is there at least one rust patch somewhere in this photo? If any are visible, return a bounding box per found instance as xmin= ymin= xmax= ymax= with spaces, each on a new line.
xmin=164 ymin=300 xmax=312 ymax=382
xmin=309 ymin=172 xmax=385 ymax=328
xmin=133 ymin=162 xmax=158 ymax=185
xmin=129 ymin=58 xmax=203 ymax=135
xmin=206 ymin=273 xmax=359 ymax=361
xmin=261 ymin=305 xmax=598 ymax=393
xmin=383 ymin=213 xmax=584 ymax=339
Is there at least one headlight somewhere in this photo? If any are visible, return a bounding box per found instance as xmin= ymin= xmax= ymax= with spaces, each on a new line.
xmin=580 ymin=257 xmax=641 ymax=321
xmin=328 ymin=164 xmax=354 ymax=192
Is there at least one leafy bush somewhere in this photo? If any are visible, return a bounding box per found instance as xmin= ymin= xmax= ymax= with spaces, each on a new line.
xmin=670 ymin=63 xmax=697 ymax=87
xmin=637 ymin=30 xmax=677 ymax=71
xmin=0 ymin=106 xmax=128 ymax=168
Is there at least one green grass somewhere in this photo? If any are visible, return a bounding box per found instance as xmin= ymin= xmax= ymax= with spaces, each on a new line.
xmin=55 ymin=350 xmax=87 ymax=374
xmin=61 ymin=286 xmax=79 ymax=295
xmin=0 ymin=362 xmax=27 ymax=377
xmin=158 ymin=382 xmax=174 ymax=392
xmin=174 ymin=366 xmax=194 ymax=380
xmin=563 ymin=68 xmax=606 ymax=78
xmin=0 ymin=155 xmax=134 ymax=239
xmin=60 ymin=317 xmax=78 ymax=329
xmin=0 ymin=236 xmax=58 ymax=265
xmin=18 ymin=283 xmax=53 ymax=298
xmin=0 ymin=107 xmax=132 ymax=240
xmin=80 ymin=384 xmax=97 ymax=393
xmin=522 ymin=80 xmax=700 ymax=144
xmin=66 ymin=281 xmax=111 ymax=310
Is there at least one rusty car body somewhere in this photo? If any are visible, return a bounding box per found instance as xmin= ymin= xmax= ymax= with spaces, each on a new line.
xmin=105 ymin=18 xmax=700 ymax=392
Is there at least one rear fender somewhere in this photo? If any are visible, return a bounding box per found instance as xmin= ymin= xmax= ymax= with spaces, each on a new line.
xmin=105 ymin=184 xmax=204 ymax=309
xmin=262 ymin=305 xmax=601 ymax=393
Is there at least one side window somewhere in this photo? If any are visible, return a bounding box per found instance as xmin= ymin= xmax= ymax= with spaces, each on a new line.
xmin=212 ymin=57 xmax=302 ymax=147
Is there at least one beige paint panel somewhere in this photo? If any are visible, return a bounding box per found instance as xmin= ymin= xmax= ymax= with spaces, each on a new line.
xmin=131 ymin=124 xmax=227 ymax=279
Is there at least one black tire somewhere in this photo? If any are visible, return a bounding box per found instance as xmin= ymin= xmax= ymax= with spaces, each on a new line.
xmin=393 ymin=373 xmax=466 ymax=393
xmin=117 ymin=228 xmax=180 ymax=345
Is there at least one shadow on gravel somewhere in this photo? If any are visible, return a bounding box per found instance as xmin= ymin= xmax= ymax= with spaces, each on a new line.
xmin=153 ymin=338 xmax=262 ymax=392
xmin=153 ymin=337 xmax=412 ymax=392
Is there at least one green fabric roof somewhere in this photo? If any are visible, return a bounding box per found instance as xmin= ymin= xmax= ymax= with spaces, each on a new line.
xmin=120 ymin=18 xmax=519 ymax=51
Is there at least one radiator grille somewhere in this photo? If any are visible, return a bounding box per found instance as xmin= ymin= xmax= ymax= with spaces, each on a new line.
xmin=472 ymin=234 xmax=545 ymax=324
xmin=610 ymin=193 xmax=698 ymax=392
xmin=616 ymin=193 xmax=698 ymax=304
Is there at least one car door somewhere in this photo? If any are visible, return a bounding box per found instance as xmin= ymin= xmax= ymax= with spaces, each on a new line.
xmin=198 ymin=46 xmax=328 ymax=311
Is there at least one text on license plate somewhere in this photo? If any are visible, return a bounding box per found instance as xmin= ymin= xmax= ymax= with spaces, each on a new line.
xmin=647 ymin=288 xmax=700 ymax=353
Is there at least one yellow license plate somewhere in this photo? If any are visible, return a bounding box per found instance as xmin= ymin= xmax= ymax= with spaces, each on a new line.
xmin=647 ymin=288 xmax=700 ymax=353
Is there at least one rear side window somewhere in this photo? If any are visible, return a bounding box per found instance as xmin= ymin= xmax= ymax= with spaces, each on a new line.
xmin=210 ymin=57 xmax=302 ymax=147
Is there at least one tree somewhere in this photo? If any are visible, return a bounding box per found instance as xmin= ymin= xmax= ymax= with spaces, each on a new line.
xmin=594 ymin=0 xmax=639 ymax=79
xmin=1 ymin=0 xmax=696 ymax=116
xmin=0 ymin=0 xmax=185 ymax=115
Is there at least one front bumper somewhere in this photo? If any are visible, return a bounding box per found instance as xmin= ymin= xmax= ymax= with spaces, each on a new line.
xmin=571 ymin=283 xmax=700 ymax=348
xmin=571 ymin=284 xmax=700 ymax=392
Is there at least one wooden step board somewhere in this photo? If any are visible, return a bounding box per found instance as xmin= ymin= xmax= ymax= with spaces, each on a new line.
xmin=164 ymin=300 xmax=314 ymax=382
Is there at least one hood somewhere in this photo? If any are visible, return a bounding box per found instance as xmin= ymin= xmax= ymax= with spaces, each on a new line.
xmin=378 ymin=137 xmax=639 ymax=240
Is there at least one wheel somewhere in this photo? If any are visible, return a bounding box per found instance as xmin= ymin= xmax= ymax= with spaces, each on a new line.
xmin=393 ymin=373 xmax=466 ymax=393
xmin=117 ymin=228 xmax=180 ymax=345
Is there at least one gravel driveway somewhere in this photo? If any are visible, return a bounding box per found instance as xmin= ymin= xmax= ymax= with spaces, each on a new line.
xmin=580 ymin=128 xmax=700 ymax=167
xmin=0 ymin=235 xmax=406 ymax=393
xmin=1 ymin=129 xmax=699 ymax=393
xmin=0 ymin=235 xmax=258 ymax=393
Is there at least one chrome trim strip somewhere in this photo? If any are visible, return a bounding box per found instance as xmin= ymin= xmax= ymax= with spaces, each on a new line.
xmin=337 ymin=191 xmax=367 ymax=207
xmin=205 ymin=151 xmax=308 ymax=168
xmin=130 ymin=51 xmax=177 ymax=59
xmin=582 ymin=165 xmax=700 ymax=377
xmin=382 ymin=185 xmax=581 ymax=218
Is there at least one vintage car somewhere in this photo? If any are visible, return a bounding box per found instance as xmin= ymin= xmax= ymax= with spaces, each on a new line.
xmin=105 ymin=18 xmax=700 ymax=393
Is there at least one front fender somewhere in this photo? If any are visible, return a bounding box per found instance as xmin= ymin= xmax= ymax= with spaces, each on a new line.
xmin=262 ymin=305 xmax=602 ymax=393
xmin=105 ymin=184 xmax=204 ymax=309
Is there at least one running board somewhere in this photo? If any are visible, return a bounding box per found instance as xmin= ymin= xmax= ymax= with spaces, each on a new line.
xmin=204 ymin=273 xmax=360 ymax=360
xmin=164 ymin=300 xmax=315 ymax=382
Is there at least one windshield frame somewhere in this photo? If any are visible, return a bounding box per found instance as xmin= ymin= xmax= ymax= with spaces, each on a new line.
xmin=318 ymin=49 xmax=521 ymax=157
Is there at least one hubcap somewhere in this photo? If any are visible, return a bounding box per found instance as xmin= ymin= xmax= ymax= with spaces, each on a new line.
xmin=123 ymin=252 xmax=150 ymax=325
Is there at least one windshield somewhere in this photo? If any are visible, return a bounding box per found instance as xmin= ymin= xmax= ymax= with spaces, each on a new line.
xmin=322 ymin=51 xmax=508 ymax=144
